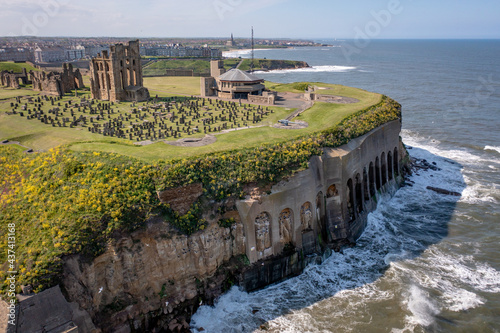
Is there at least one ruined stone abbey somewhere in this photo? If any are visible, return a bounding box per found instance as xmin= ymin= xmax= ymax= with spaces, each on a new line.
xmin=89 ymin=40 xmax=149 ymax=102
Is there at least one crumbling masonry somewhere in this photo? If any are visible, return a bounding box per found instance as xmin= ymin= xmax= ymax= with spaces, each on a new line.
xmin=30 ymin=63 xmax=84 ymax=97
xmin=89 ymin=40 xmax=149 ymax=102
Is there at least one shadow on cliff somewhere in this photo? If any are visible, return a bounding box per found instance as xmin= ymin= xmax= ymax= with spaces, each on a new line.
xmin=190 ymin=145 xmax=466 ymax=332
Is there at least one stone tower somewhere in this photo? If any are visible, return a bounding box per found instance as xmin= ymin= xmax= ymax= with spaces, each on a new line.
xmin=89 ymin=40 xmax=149 ymax=102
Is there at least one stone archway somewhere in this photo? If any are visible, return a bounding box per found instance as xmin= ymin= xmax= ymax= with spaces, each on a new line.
xmin=363 ymin=168 xmax=369 ymax=201
xmin=375 ymin=157 xmax=381 ymax=190
xmin=369 ymin=162 xmax=376 ymax=197
xmin=355 ymin=173 xmax=363 ymax=214
xmin=381 ymin=152 xmax=387 ymax=186
xmin=394 ymin=147 xmax=399 ymax=176
xmin=388 ymin=151 xmax=393 ymax=181
xmin=346 ymin=179 xmax=355 ymax=221
xmin=255 ymin=212 xmax=272 ymax=252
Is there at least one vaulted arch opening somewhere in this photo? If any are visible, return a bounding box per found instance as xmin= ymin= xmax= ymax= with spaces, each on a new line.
xmin=375 ymin=157 xmax=381 ymax=190
xmin=369 ymin=162 xmax=375 ymax=197
xmin=381 ymin=152 xmax=387 ymax=186
xmin=347 ymin=179 xmax=355 ymax=221
xmin=388 ymin=151 xmax=393 ymax=181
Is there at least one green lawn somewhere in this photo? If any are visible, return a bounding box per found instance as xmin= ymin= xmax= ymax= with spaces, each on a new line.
xmin=144 ymin=76 xmax=201 ymax=96
xmin=143 ymin=59 xmax=211 ymax=76
xmin=0 ymin=61 xmax=39 ymax=73
xmin=0 ymin=86 xmax=40 ymax=100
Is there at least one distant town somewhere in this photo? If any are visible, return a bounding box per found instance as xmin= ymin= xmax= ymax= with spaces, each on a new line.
xmin=0 ymin=36 xmax=325 ymax=64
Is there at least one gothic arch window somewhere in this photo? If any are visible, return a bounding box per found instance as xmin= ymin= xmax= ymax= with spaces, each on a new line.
xmin=381 ymin=152 xmax=387 ymax=186
xmin=347 ymin=179 xmax=355 ymax=221
xmin=388 ymin=151 xmax=393 ymax=181
xmin=369 ymin=162 xmax=375 ymax=197
xmin=375 ymin=157 xmax=381 ymax=190
xmin=363 ymin=168 xmax=369 ymax=201
xmin=394 ymin=147 xmax=399 ymax=176
xmin=355 ymin=173 xmax=363 ymax=214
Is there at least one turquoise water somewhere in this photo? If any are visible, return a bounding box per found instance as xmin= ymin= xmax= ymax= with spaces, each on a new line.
xmin=191 ymin=40 xmax=500 ymax=332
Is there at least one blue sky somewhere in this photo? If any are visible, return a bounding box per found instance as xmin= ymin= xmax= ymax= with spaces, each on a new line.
xmin=1 ymin=0 xmax=499 ymax=39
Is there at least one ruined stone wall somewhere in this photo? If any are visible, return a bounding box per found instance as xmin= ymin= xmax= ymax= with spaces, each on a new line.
xmin=200 ymin=77 xmax=216 ymax=97
xmin=248 ymin=94 xmax=275 ymax=105
xmin=30 ymin=71 xmax=63 ymax=96
xmin=0 ymin=68 xmax=30 ymax=89
xmin=0 ymin=71 xmax=20 ymax=89
xmin=30 ymin=64 xmax=84 ymax=97
xmin=90 ymin=40 xmax=149 ymax=102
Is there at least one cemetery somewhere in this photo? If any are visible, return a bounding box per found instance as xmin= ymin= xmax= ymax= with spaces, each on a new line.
xmin=4 ymin=94 xmax=281 ymax=144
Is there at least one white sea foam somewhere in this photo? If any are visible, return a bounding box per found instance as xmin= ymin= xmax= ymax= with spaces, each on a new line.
xmin=485 ymin=145 xmax=500 ymax=154
xmin=443 ymin=287 xmax=484 ymax=312
xmin=222 ymin=48 xmax=274 ymax=58
xmin=222 ymin=49 xmax=252 ymax=58
xmin=254 ymin=65 xmax=356 ymax=74
xmin=405 ymin=285 xmax=439 ymax=327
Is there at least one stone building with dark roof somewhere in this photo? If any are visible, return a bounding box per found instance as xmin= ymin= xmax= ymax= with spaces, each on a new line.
xmin=201 ymin=60 xmax=275 ymax=104
xmin=216 ymin=68 xmax=265 ymax=99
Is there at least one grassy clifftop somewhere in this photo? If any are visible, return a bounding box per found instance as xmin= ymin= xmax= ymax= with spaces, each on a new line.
xmin=0 ymin=94 xmax=401 ymax=295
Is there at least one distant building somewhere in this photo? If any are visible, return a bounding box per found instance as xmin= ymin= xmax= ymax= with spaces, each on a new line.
xmin=226 ymin=33 xmax=235 ymax=47
xmin=140 ymin=45 xmax=222 ymax=59
xmin=89 ymin=40 xmax=149 ymax=102
xmin=65 ymin=45 xmax=86 ymax=60
xmin=84 ymin=45 xmax=110 ymax=58
xmin=34 ymin=46 xmax=66 ymax=63
xmin=0 ymin=47 xmax=34 ymax=62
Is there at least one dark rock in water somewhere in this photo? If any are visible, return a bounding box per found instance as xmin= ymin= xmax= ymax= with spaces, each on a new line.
xmin=1 ymin=139 xmax=8 ymax=144
xmin=426 ymin=186 xmax=461 ymax=196
xmin=432 ymin=162 xmax=437 ymax=165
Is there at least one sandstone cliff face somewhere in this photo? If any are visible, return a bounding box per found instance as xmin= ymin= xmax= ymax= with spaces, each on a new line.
xmin=62 ymin=217 xmax=245 ymax=332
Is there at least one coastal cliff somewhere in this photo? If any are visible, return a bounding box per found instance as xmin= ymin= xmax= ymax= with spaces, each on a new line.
xmin=0 ymin=95 xmax=404 ymax=332
xmin=57 ymin=120 xmax=405 ymax=332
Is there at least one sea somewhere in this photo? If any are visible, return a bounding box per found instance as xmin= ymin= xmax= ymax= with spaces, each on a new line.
xmin=190 ymin=40 xmax=500 ymax=333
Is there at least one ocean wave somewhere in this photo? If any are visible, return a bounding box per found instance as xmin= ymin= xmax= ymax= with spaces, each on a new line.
xmin=485 ymin=145 xmax=500 ymax=154
xmin=222 ymin=49 xmax=252 ymax=58
xmin=222 ymin=48 xmax=273 ymax=58
xmin=404 ymin=285 xmax=440 ymax=327
xmin=254 ymin=65 xmax=357 ymax=74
